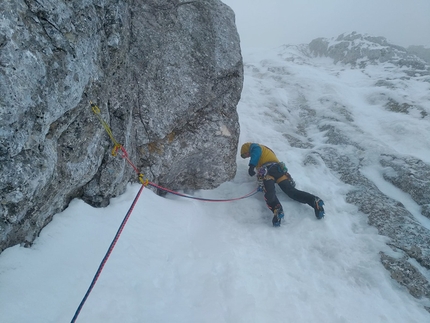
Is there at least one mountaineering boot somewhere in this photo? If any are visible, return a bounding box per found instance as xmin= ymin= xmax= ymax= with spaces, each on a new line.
xmin=314 ymin=198 xmax=325 ymax=219
xmin=272 ymin=211 xmax=280 ymax=227
xmin=272 ymin=206 xmax=284 ymax=227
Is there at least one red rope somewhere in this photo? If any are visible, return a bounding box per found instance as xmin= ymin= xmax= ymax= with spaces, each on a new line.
xmin=148 ymin=182 xmax=259 ymax=202
xmin=114 ymin=145 xmax=259 ymax=202
xmin=71 ymin=184 xmax=145 ymax=323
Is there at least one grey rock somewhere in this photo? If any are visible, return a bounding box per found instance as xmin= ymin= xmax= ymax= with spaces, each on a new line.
xmin=380 ymin=155 xmax=430 ymax=218
xmin=0 ymin=0 xmax=243 ymax=251
xmin=309 ymin=32 xmax=429 ymax=74
xmin=380 ymin=252 xmax=430 ymax=299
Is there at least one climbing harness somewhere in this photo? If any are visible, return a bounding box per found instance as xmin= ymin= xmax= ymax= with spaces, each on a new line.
xmin=257 ymin=161 xmax=296 ymax=187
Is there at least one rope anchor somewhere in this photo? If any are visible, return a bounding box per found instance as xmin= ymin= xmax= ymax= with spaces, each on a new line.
xmin=90 ymin=101 xmax=258 ymax=201
xmin=90 ymin=102 xmax=146 ymax=181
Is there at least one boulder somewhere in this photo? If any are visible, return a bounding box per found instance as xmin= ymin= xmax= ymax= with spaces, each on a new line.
xmin=0 ymin=0 xmax=243 ymax=252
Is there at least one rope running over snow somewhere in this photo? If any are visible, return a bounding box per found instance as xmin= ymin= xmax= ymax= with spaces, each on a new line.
xmin=70 ymin=184 xmax=145 ymax=323
xmin=70 ymin=103 xmax=259 ymax=322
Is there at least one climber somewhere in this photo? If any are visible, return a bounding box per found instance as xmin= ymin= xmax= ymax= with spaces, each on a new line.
xmin=240 ymin=142 xmax=325 ymax=226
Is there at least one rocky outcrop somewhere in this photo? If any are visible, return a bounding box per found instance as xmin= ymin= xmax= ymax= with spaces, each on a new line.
xmin=309 ymin=32 xmax=429 ymax=74
xmin=380 ymin=155 xmax=430 ymax=219
xmin=0 ymin=0 xmax=243 ymax=252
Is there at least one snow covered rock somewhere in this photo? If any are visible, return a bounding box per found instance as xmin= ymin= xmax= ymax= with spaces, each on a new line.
xmin=0 ymin=0 xmax=242 ymax=251
xmin=309 ymin=32 xmax=429 ymax=74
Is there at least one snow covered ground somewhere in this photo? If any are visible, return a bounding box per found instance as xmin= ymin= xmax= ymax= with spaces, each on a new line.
xmin=1 ymin=46 xmax=429 ymax=322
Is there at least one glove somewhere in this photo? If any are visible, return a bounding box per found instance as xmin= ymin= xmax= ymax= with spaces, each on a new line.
xmin=248 ymin=165 xmax=256 ymax=176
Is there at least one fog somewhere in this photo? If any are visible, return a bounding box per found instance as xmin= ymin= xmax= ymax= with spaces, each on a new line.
xmin=223 ymin=0 xmax=430 ymax=49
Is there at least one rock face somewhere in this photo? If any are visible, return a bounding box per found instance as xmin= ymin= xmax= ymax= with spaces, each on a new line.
xmin=0 ymin=0 xmax=243 ymax=252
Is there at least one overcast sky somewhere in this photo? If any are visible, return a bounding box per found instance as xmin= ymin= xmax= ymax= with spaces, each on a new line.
xmin=222 ymin=0 xmax=430 ymax=49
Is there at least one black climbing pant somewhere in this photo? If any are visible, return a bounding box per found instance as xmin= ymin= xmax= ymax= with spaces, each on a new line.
xmin=263 ymin=163 xmax=316 ymax=213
